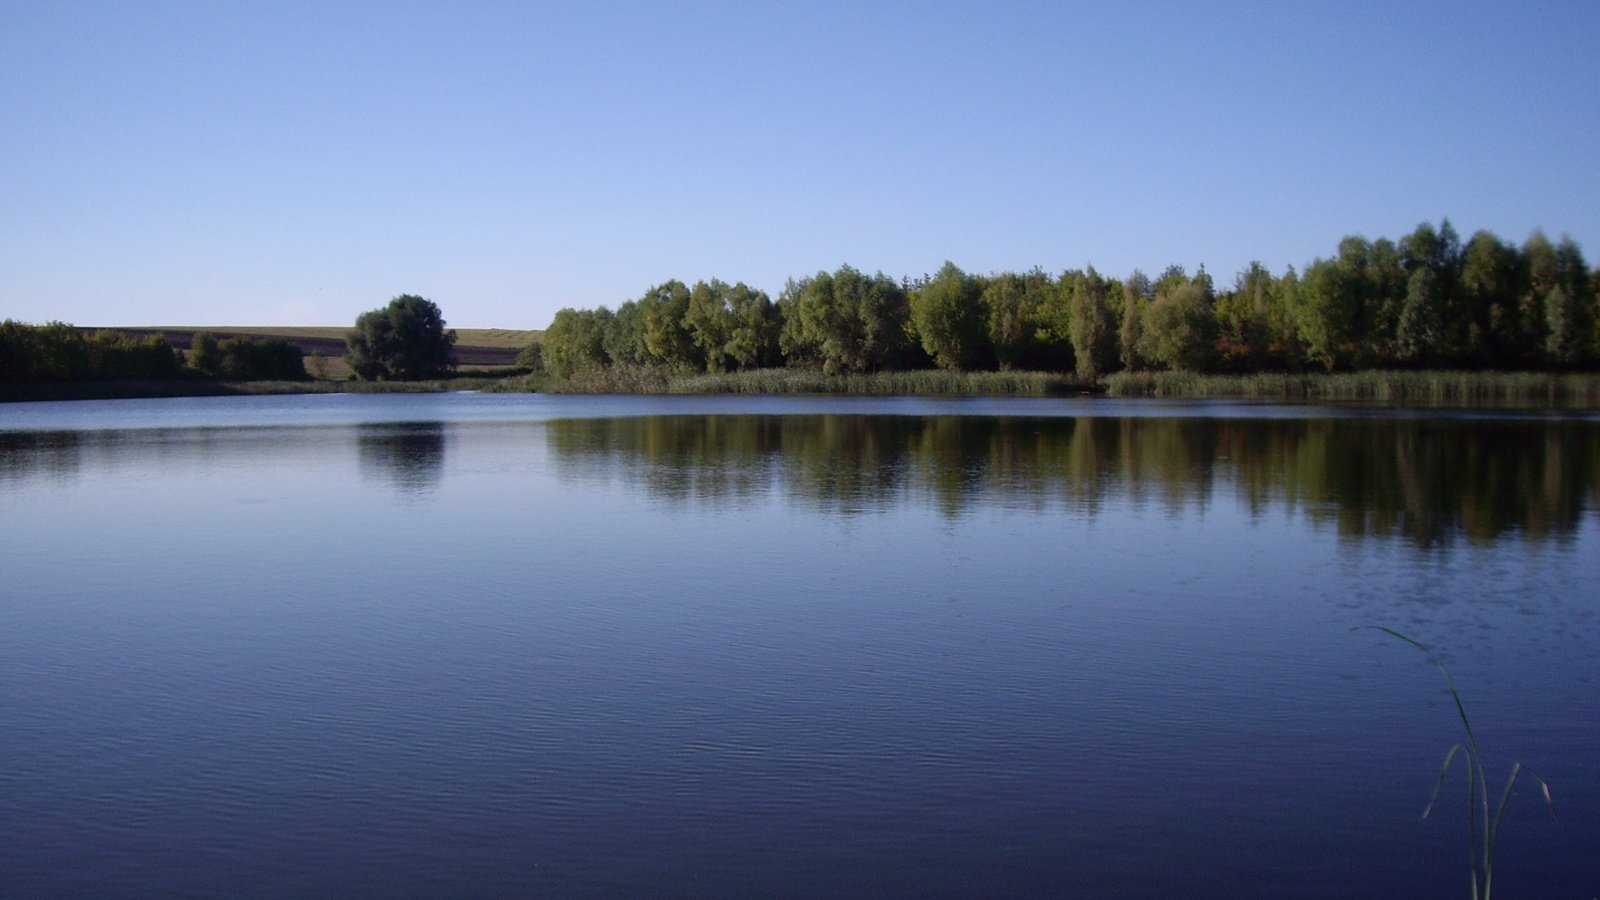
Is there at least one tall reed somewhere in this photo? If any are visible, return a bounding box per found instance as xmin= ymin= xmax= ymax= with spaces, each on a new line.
xmin=1355 ymin=626 xmax=1554 ymax=900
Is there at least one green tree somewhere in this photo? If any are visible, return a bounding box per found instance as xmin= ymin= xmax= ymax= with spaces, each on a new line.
xmin=723 ymin=282 xmax=782 ymax=370
xmin=603 ymin=300 xmax=649 ymax=366
xmin=910 ymin=262 xmax=987 ymax=371
xmin=1295 ymin=253 xmax=1361 ymax=371
xmin=984 ymin=269 xmax=1064 ymax=371
xmin=686 ymin=280 xmax=736 ymax=372
xmin=1068 ymin=266 xmax=1116 ymax=380
xmin=345 ymin=295 xmax=457 ymax=380
xmin=515 ymin=340 xmax=544 ymax=374
xmin=0 ymin=320 xmax=30 ymax=383
xmin=214 ymin=336 xmax=305 ymax=380
xmin=1523 ymin=232 xmax=1594 ymax=366
xmin=1214 ymin=262 xmax=1281 ymax=369
xmin=1270 ymin=267 xmax=1306 ymax=371
xmin=1139 ymin=280 xmax=1216 ymax=371
xmin=779 ymin=266 xmax=912 ymax=373
xmin=1395 ymin=268 xmax=1444 ymax=365
xmin=542 ymin=307 xmax=611 ymax=378
xmin=188 ymin=331 xmax=222 ymax=377
xmin=87 ymin=330 xmax=182 ymax=379
xmin=639 ymin=280 xmax=699 ymax=370
xmin=1398 ymin=220 xmax=1464 ymax=360
xmin=1553 ymin=236 xmax=1594 ymax=362
xmin=1460 ymin=230 xmax=1528 ymax=366
xmin=1543 ymin=285 xmax=1580 ymax=365
xmin=33 ymin=321 xmax=91 ymax=381
xmin=1521 ymin=231 xmax=1559 ymax=357
xmin=1362 ymin=238 xmax=1407 ymax=366
xmin=0 ymin=323 xmax=185 ymax=382
xmin=1119 ymin=270 xmax=1152 ymax=371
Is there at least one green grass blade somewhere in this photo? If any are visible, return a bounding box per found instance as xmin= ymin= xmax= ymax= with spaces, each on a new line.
xmin=1351 ymin=626 xmax=1482 ymax=758
xmin=1482 ymin=763 xmax=1522 ymax=900
xmin=1351 ymin=624 xmax=1429 ymax=652
xmin=1353 ymin=624 xmax=1549 ymax=900
xmin=1422 ymin=744 xmax=1462 ymax=819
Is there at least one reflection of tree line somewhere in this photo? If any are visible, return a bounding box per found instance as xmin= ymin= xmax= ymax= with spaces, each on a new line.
xmin=0 ymin=431 xmax=83 ymax=485
xmin=2 ymin=424 xmax=450 ymax=495
xmin=545 ymin=415 xmax=1599 ymax=545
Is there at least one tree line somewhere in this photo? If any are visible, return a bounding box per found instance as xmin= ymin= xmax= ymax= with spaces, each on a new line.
xmin=0 ymin=321 xmax=306 ymax=385
xmin=536 ymin=220 xmax=1595 ymax=379
xmin=1 ymin=295 xmax=455 ymax=386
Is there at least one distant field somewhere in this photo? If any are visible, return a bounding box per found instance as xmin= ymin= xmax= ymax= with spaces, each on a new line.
xmin=104 ymin=326 xmax=539 ymax=369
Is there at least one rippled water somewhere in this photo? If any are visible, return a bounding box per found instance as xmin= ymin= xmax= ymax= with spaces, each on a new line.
xmin=1 ymin=393 xmax=1596 ymax=897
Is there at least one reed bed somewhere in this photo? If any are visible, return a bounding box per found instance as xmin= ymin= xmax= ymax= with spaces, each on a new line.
xmin=13 ymin=366 xmax=1597 ymax=408
xmin=535 ymin=367 xmax=1094 ymax=396
xmin=1105 ymin=370 xmax=1600 ymax=407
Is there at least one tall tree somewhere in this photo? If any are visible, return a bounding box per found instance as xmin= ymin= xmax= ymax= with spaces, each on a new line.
xmin=542 ymin=307 xmax=611 ymax=378
xmin=345 ymin=295 xmax=457 ymax=380
xmin=1068 ymin=267 xmax=1116 ymax=380
xmin=1294 ymin=248 xmax=1367 ymax=371
xmin=1139 ymin=280 xmax=1216 ymax=371
xmin=1398 ymin=220 xmax=1464 ymax=360
xmin=1214 ymin=262 xmax=1278 ymax=369
xmin=603 ymin=300 xmax=649 ymax=366
xmin=1543 ymin=285 xmax=1580 ymax=366
xmin=1119 ymin=270 xmax=1152 ymax=371
xmin=686 ymin=280 xmax=736 ymax=372
xmin=1553 ymin=236 xmax=1594 ymax=363
xmin=1362 ymin=238 xmax=1407 ymax=366
xmin=779 ymin=266 xmax=912 ymax=373
xmin=984 ymin=269 xmax=1058 ymax=370
xmin=723 ymin=282 xmax=782 ymax=370
xmin=188 ymin=331 xmax=222 ymax=377
xmin=638 ymin=281 xmax=699 ymax=370
xmin=1460 ymin=230 xmax=1528 ymax=366
xmin=910 ymin=262 xmax=987 ymax=371
xmin=1395 ymin=268 xmax=1444 ymax=365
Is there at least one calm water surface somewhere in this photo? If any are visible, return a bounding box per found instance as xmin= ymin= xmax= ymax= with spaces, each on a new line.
xmin=2 ymin=393 xmax=1596 ymax=897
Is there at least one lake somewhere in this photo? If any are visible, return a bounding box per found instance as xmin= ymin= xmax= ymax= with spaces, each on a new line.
xmin=1 ymin=393 xmax=1596 ymax=897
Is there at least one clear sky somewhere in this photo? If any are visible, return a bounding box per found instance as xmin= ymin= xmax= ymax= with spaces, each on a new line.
xmin=4 ymin=1 xmax=1598 ymax=329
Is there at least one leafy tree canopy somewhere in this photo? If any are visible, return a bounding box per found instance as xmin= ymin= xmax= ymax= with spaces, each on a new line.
xmin=346 ymin=295 xmax=457 ymax=381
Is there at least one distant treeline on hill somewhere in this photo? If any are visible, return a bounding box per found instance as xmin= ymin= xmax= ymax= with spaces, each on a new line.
xmin=0 ymin=322 xmax=306 ymax=385
xmin=536 ymin=220 xmax=1596 ymax=379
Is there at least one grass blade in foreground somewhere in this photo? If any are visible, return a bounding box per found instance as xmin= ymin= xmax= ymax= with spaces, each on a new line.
xmin=1352 ymin=626 xmax=1555 ymax=900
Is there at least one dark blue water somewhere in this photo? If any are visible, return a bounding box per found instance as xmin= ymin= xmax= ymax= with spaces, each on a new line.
xmin=2 ymin=394 xmax=1596 ymax=897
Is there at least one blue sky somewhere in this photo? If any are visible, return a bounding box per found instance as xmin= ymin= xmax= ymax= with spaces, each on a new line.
xmin=4 ymin=1 xmax=1597 ymax=329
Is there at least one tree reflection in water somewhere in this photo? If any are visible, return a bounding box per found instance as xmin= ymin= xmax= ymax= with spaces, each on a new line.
xmin=546 ymin=414 xmax=1598 ymax=548
xmin=358 ymin=423 xmax=448 ymax=495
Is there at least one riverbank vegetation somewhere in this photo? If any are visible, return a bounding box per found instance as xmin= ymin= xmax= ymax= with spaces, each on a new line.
xmin=7 ymin=219 xmax=1597 ymax=404
xmin=0 ymin=316 xmax=535 ymax=402
xmin=1 ymin=320 xmax=310 ymax=399
xmin=531 ymin=220 xmax=1597 ymax=399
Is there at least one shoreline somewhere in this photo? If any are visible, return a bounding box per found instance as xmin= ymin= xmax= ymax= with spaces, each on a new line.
xmin=5 ymin=369 xmax=1600 ymax=409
